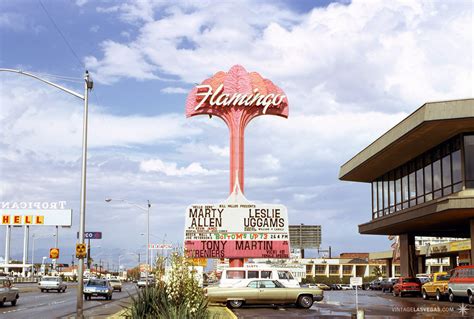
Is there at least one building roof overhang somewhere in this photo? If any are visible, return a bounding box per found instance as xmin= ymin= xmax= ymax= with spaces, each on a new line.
xmin=339 ymin=99 xmax=474 ymax=182
xmin=359 ymin=191 xmax=474 ymax=237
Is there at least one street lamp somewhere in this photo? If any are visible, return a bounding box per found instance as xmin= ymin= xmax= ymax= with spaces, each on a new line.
xmin=106 ymin=198 xmax=151 ymax=285
xmin=0 ymin=68 xmax=93 ymax=318
xmin=31 ymin=233 xmax=55 ymax=278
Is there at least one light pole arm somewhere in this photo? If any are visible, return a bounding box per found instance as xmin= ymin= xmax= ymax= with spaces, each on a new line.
xmin=0 ymin=68 xmax=85 ymax=100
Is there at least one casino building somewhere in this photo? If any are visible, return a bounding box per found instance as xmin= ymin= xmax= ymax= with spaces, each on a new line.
xmin=339 ymin=99 xmax=474 ymax=277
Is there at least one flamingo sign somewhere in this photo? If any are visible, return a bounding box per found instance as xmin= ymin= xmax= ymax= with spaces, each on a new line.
xmin=184 ymin=65 xmax=290 ymax=259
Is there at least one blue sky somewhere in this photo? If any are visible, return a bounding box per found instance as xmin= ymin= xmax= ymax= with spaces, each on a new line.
xmin=0 ymin=0 xmax=472 ymax=269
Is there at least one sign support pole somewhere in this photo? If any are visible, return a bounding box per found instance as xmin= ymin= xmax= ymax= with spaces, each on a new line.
xmin=4 ymin=225 xmax=11 ymax=273
xmin=22 ymin=226 xmax=29 ymax=276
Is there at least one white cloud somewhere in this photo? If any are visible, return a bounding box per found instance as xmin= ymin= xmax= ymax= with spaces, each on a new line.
xmin=209 ymin=145 xmax=229 ymax=157
xmin=139 ymin=158 xmax=215 ymax=176
xmin=87 ymin=0 xmax=472 ymax=114
xmin=161 ymin=87 xmax=188 ymax=94
xmin=0 ymin=12 xmax=27 ymax=31
xmin=246 ymin=176 xmax=278 ymax=187
xmin=0 ymin=77 xmax=202 ymax=160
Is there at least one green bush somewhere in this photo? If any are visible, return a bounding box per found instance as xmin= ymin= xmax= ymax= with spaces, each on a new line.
xmin=127 ymin=254 xmax=208 ymax=319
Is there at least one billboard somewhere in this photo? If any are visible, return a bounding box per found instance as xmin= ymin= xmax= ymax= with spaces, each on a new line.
xmin=184 ymin=201 xmax=289 ymax=258
xmin=1 ymin=209 xmax=72 ymax=226
xmin=289 ymin=224 xmax=321 ymax=249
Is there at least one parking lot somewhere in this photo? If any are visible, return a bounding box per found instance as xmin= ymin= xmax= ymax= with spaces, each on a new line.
xmin=231 ymin=290 xmax=471 ymax=318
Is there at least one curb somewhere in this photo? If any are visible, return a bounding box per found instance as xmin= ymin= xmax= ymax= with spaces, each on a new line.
xmin=224 ymin=306 xmax=238 ymax=319
xmin=107 ymin=307 xmax=129 ymax=318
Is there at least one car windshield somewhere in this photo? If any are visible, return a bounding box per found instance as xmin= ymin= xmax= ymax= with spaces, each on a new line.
xmin=88 ymin=280 xmax=106 ymax=287
xmin=438 ymin=274 xmax=450 ymax=281
xmin=402 ymin=278 xmax=420 ymax=283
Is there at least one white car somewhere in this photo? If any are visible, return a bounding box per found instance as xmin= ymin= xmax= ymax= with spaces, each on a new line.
xmin=0 ymin=277 xmax=19 ymax=306
xmin=340 ymin=284 xmax=353 ymax=290
xmin=38 ymin=276 xmax=67 ymax=293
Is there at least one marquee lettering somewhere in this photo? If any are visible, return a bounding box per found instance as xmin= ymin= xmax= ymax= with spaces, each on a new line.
xmin=194 ymin=84 xmax=286 ymax=114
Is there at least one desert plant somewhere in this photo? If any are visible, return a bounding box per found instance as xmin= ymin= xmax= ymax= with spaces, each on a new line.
xmin=127 ymin=253 xmax=208 ymax=319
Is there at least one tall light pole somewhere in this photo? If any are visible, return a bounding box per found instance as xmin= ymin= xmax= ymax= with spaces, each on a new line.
xmin=31 ymin=233 xmax=55 ymax=278
xmin=106 ymin=198 xmax=151 ymax=285
xmin=0 ymin=68 xmax=93 ymax=318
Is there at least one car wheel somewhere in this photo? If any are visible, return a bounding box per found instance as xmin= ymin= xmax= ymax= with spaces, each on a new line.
xmin=11 ymin=299 xmax=17 ymax=306
xmin=382 ymin=288 xmax=385 ymax=293
xmin=436 ymin=290 xmax=442 ymax=301
xmin=298 ymin=295 xmax=314 ymax=309
xmin=227 ymin=300 xmax=243 ymax=309
xmin=422 ymin=290 xmax=428 ymax=300
xmin=449 ymin=291 xmax=455 ymax=303
xmin=40 ymin=289 xmax=44 ymax=292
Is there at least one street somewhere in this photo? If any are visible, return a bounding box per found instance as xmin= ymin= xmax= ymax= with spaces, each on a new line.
xmin=0 ymin=282 xmax=137 ymax=319
xmin=231 ymin=290 xmax=472 ymax=318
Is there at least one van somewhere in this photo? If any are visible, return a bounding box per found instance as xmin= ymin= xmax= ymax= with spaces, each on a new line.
xmin=218 ymin=267 xmax=300 ymax=288
xmin=448 ymin=265 xmax=474 ymax=304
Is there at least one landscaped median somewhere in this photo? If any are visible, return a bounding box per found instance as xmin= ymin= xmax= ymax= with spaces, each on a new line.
xmin=106 ymin=304 xmax=236 ymax=319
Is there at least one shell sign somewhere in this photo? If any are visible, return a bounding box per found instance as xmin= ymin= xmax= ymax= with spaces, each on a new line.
xmin=50 ymin=248 xmax=59 ymax=259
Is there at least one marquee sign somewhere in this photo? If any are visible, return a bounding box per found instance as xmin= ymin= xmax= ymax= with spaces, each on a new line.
xmin=1 ymin=209 xmax=72 ymax=226
xmin=184 ymin=188 xmax=290 ymax=259
xmin=185 ymin=65 xmax=290 ymax=260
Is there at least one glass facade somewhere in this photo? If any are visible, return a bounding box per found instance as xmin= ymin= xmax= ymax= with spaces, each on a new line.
xmin=372 ymin=135 xmax=468 ymax=219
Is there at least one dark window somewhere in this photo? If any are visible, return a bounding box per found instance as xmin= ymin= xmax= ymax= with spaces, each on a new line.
xmin=261 ymin=271 xmax=271 ymax=279
xmin=248 ymin=271 xmax=258 ymax=279
xmin=383 ymin=177 xmax=389 ymax=211
xmin=409 ymin=171 xmax=416 ymax=199
xmin=372 ymin=182 xmax=377 ymax=213
xmin=442 ymin=155 xmax=452 ymax=195
xmin=452 ymin=150 xmax=462 ymax=184
xmin=465 ymin=135 xmax=474 ymax=188
xmin=433 ymin=160 xmax=442 ymax=191
xmin=378 ymin=180 xmax=383 ymax=213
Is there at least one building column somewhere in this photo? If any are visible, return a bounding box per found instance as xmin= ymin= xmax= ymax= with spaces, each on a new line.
xmin=339 ymin=265 xmax=343 ymax=278
xmin=364 ymin=265 xmax=369 ymax=277
xmin=352 ymin=265 xmax=356 ymax=277
xmin=417 ymin=256 xmax=426 ymax=274
xmin=325 ymin=264 xmax=329 ymax=278
xmin=399 ymin=234 xmax=417 ymax=277
xmin=385 ymin=259 xmax=393 ymax=277
xmin=470 ymin=220 xmax=474 ymax=265
xmin=450 ymin=255 xmax=458 ymax=269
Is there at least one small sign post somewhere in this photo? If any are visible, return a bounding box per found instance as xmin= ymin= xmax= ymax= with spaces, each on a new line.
xmin=350 ymin=276 xmax=363 ymax=317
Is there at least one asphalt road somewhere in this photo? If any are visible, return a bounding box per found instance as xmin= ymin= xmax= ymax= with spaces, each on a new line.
xmin=231 ymin=290 xmax=472 ymax=318
xmin=0 ymin=282 xmax=137 ymax=319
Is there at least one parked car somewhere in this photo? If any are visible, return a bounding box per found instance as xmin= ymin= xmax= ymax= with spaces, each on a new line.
xmin=83 ymin=278 xmax=113 ymax=300
xmin=422 ymin=272 xmax=450 ymax=301
xmin=218 ymin=267 xmax=300 ymax=288
xmin=137 ymin=277 xmax=156 ymax=288
xmin=340 ymin=284 xmax=353 ymax=290
xmin=38 ymin=276 xmax=67 ymax=293
xmin=109 ymin=278 xmax=122 ymax=292
xmin=448 ymin=265 xmax=474 ymax=304
xmin=311 ymin=283 xmax=331 ymax=291
xmin=0 ymin=277 xmax=19 ymax=306
xmin=369 ymin=279 xmax=382 ymax=290
xmin=330 ymin=284 xmax=342 ymax=290
xmin=392 ymin=277 xmax=422 ymax=297
xmin=205 ymin=279 xmax=323 ymax=309
xmin=381 ymin=278 xmax=398 ymax=293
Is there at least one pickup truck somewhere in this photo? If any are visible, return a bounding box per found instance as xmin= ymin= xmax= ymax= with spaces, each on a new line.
xmin=38 ymin=276 xmax=67 ymax=293
xmin=422 ymin=272 xmax=450 ymax=301
xmin=393 ymin=277 xmax=422 ymax=297
xmin=0 ymin=277 xmax=19 ymax=306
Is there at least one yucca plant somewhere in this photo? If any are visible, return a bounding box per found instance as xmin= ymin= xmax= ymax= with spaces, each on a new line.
xmin=127 ymin=253 xmax=208 ymax=319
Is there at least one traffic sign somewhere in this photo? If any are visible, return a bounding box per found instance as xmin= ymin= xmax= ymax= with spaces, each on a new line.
xmin=76 ymin=231 xmax=102 ymax=239
xmin=49 ymin=248 xmax=59 ymax=259
xmin=76 ymin=243 xmax=87 ymax=258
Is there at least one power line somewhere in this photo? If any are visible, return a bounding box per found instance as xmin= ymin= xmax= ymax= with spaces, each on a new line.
xmin=38 ymin=0 xmax=84 ymax=70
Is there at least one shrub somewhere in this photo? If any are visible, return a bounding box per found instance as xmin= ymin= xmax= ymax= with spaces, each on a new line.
xmin=128 ymin=253 xmax=208 ymax=319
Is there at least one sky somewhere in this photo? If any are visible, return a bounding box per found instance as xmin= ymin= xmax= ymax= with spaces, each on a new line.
xmin=0 ymin=0 xmax=472 ymax=269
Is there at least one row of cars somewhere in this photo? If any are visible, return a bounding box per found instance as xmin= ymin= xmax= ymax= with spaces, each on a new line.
xmin=366 ymin=265 xmax=474 ymax=304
